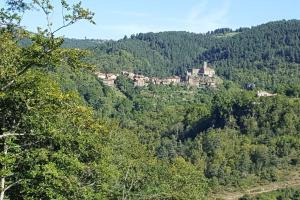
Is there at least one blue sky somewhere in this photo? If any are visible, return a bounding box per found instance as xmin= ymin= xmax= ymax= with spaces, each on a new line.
xmin=10 ymin=0 xmax=300 ymax=39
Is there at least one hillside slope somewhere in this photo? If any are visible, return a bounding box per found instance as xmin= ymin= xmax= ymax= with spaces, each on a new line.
xmin=66 ymin=20 xmax=300 ymax=92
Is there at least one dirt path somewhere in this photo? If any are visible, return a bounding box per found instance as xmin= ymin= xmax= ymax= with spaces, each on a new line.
xmin=212 ymin=173 xmax=300 ymax=200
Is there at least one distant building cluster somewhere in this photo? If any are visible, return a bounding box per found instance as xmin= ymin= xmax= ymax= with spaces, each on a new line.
xmin=185 ymin=62 xmax=216 ymax=87
xmin=95 ymin=62 xmax=217 ymax=88
xmin=94 ymin=72 xmax=118 ymax=87
xmin=256 ymin=91 xmax=277 ymax=97
xmin=121 ymin=71 xmax=181 ymax=87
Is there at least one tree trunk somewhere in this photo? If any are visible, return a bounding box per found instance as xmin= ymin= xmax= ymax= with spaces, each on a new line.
xmin=0 ymin=139 xmax=7 ymax=200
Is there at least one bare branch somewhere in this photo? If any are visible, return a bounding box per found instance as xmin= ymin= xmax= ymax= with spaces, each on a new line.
xmin=0 ymin=133 xmax=25 ymax=139
xmin=122 ymin=167 xmax=131 ymax=200
xmin=40 ymin=4 xmax=52 ymax=34
xmin=126 ymin=179 xmax=137 ymax=200
xmin=0 ymin=63 xmax=32 ymax=91
xmin=4 ymin=180 xmax=21 ymax=192
xmin=51 ymin=20 xmax=74 ymax=36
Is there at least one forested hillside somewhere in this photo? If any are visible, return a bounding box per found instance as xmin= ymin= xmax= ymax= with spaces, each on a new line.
xmin=50 ymin=19 xmax=300 ymax=199
xmin=76 ymin=20 xmax=300 ymax=95
xmin=1 ymin=1 xmax=300 ymax=199
xmin=62 ymin=38 xmax=104 ymax=49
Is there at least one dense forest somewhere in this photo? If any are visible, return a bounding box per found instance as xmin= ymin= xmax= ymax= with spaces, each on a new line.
xmin=0 ymin=1 xmax=300 ymax=200
xmin=75 ymin=20 xmax=300 ymax=95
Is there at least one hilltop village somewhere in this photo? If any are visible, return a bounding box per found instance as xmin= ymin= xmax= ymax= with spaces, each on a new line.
xmin=95 ymin=62 xmax=218 ymax=87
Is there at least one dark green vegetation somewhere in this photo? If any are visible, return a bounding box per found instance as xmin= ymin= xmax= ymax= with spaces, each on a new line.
xmin=1 ymin=1 xmax=300 ymax=199
xmin=86 ymin=20 xmax=300 ymax=95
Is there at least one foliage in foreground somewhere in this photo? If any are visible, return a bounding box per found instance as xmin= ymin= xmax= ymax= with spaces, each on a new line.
xmin=1 ymin=1 xmax=300 ymax=199
xmin=0 ymin=1 xmax=208 ymax=199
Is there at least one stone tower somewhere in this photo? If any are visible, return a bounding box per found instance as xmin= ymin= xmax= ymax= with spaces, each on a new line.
xmin=203 ymin=61 xmax=208 ymax=70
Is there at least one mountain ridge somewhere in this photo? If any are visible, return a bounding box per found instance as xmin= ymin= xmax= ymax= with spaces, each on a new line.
xmin=63 ymin=19 xmax=300 ymax=92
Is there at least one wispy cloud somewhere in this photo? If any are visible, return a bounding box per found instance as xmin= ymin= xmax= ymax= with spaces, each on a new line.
xmin=110 ymin=10 xmax=151 ymax=18
xmin=99 ymin=0 xmax=233 ymax=39
xmin=185 ymin=0 xmax=232 ymax=33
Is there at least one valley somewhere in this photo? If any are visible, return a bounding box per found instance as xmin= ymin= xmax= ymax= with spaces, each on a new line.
xmin=0 ymin=1 xmax=300 ymax=199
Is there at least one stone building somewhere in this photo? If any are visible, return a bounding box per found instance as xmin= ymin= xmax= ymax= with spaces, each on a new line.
xmin=122 ymin=71 xmax=135 ymax=79
xmin=191 ymin=68 xmax=200 ymax=76
xmin=161 ymin=76 xmax=181 ymax=85
xmin=187 ymin=76 xmax=200 ymax=86
xmin=257 ymin=91 xmax=277 ymax=97
xmin=150 ymin=78 xmax=162 ymax=85
xmin=199 ymin=62 xmax=215 ymax=77
xmin=95 ymin=62 xmax=218 ymax=88
xmin=95 ymin=72 xmax=118 ymax=87
xmin=185 ymin=62 xmax=216 ymax=87
xmin=133 ymin=75 xmax=149 ymax=87
xmin=95 ymin=72 xmax=106 ymax=79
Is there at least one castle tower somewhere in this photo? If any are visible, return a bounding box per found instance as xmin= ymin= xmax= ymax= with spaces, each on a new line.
xmin=203 ymin=61 xmax=208 ymax=70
